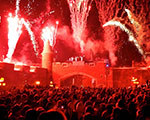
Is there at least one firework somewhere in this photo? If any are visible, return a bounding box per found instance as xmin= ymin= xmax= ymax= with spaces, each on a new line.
xmin=103 ymin=20 xmax=145 ymax=58
xmin=125 ymin=0 xmax=150 ymax=51
xmin=15 ymin=0 xmax=21 ymax=16
xmin=41 ymin=21 xmax=59 ymax=47
xmin=5 ymin=13 xmax=24 ymax=62
xmin=42 ymin=27 xmax=54 ymax=46
xmin=53 ymin=21 xmax=59 ymax=46
xmin=5 ymin=0 xmax=40 ymax=62
xmin=67 ymin=0 xmax=93 ymax=52
xmin=125 ymin=9 xmax=140 ymax=30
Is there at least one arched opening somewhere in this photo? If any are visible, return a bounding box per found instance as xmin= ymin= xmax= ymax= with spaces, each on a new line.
xmin=60 ymin=73 xmax=96 ymax=88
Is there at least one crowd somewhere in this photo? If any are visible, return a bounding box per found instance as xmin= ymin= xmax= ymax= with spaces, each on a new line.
xmin=0 ymin=84 xmax=150 ymax=120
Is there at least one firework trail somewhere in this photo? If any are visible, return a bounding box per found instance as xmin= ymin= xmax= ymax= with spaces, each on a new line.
xmin=103 ymin=20 xmax=145 ymax=58
xmin=5 ymin=0 xmax=22 ymax=62
xmin=5 ymin=13 xmax=24 ymax=62
xmin=67 ymin=0 xmax=93 ymax=52
xmin=96 ymin=0 xmax=149 ymax=64
xmin=22 ymin=20 xmax=38 ymax=56
xmin=5 ymin=0 xmax=40 ymax=62
xmin=125 ymin=9 xmax=140 ymax=31
xmin=15 ymin=0 xmax=21 ymax=16
xmin=53 ymin=21 xmax=59 ymax=47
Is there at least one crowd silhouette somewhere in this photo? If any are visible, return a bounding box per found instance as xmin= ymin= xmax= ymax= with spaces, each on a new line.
xmin=0 ymin=84 xmax=150 ymax=120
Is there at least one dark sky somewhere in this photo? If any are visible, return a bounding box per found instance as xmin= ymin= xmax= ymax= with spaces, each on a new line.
xmin=0 ymin=0 xmax=148 ymax=66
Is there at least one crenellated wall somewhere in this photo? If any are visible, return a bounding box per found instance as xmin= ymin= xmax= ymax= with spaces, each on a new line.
xmin=52 ymin=61 xmax=112 ymax=87
xmin=0 ymin=62 xmax=149 ymax=88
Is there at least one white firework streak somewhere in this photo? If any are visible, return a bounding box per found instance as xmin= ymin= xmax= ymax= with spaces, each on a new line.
xmin=22 ymin=20 xmax=38 ymax=56
xmin=41 ymin=22 xmax=59 ymax=48
xmin=41 ymin=26 xmax=57 ymax=48
xmin=103 ymin=20 xmax=145 ymax=58
xmin=67 ymin=0 xmax=93 ymax=52
xmin=15 ymin=0 xmax=21 ymax=16
xmin=125 ymin=9 xmax=140 ymax=32
xmin=6 ymin=14 xmax=24 ymax=62
xmin=53 ymin=21 xmax=59 ymax=47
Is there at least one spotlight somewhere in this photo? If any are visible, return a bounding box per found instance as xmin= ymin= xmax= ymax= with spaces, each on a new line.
xmin=106 ymin=64 xmax=110 ymax=67
xmin=50 ymin=84 xmax=54 ymax=87
xmin=50 ymin=81 xmax=53 ymax=84
xmin=56 ymin=21 xmax=59 ymax=25
xmin=2 ymin=83 xmax=6 ymax=86
xmin=35 ymin=81 xmax=40 ymax=85
xmin=0 ymin=77 xmax=4 ymax=82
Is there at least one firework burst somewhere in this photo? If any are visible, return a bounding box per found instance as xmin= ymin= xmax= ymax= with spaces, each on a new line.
xmin=103 ymin=20 xmax=145 ymax=58
xmin=67 ymin=0 xmax=93 ymax=52
xmin=41 ymin=21 xmax=59 ymax=48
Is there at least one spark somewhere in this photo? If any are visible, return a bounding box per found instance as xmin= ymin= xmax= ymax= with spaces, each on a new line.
xmin=67 ymin=0 xmax=93 ymax=52
xmin=103 ymin=20 xmax=145 ymax=58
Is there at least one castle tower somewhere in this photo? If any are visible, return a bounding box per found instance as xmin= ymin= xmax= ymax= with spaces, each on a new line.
xmin=42 ymin=40 xmax=53 ymax=73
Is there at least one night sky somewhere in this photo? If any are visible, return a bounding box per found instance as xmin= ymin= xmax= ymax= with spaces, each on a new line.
xmin=0 ymin=0 xmax=149 ymax=66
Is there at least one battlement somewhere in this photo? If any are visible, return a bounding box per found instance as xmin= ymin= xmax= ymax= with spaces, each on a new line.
xmin=53 ymin=60 xmax=105 ymax=67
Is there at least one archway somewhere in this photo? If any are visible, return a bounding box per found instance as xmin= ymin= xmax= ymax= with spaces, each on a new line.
xmin=59 ymin=72 xmax=96 ymax=88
